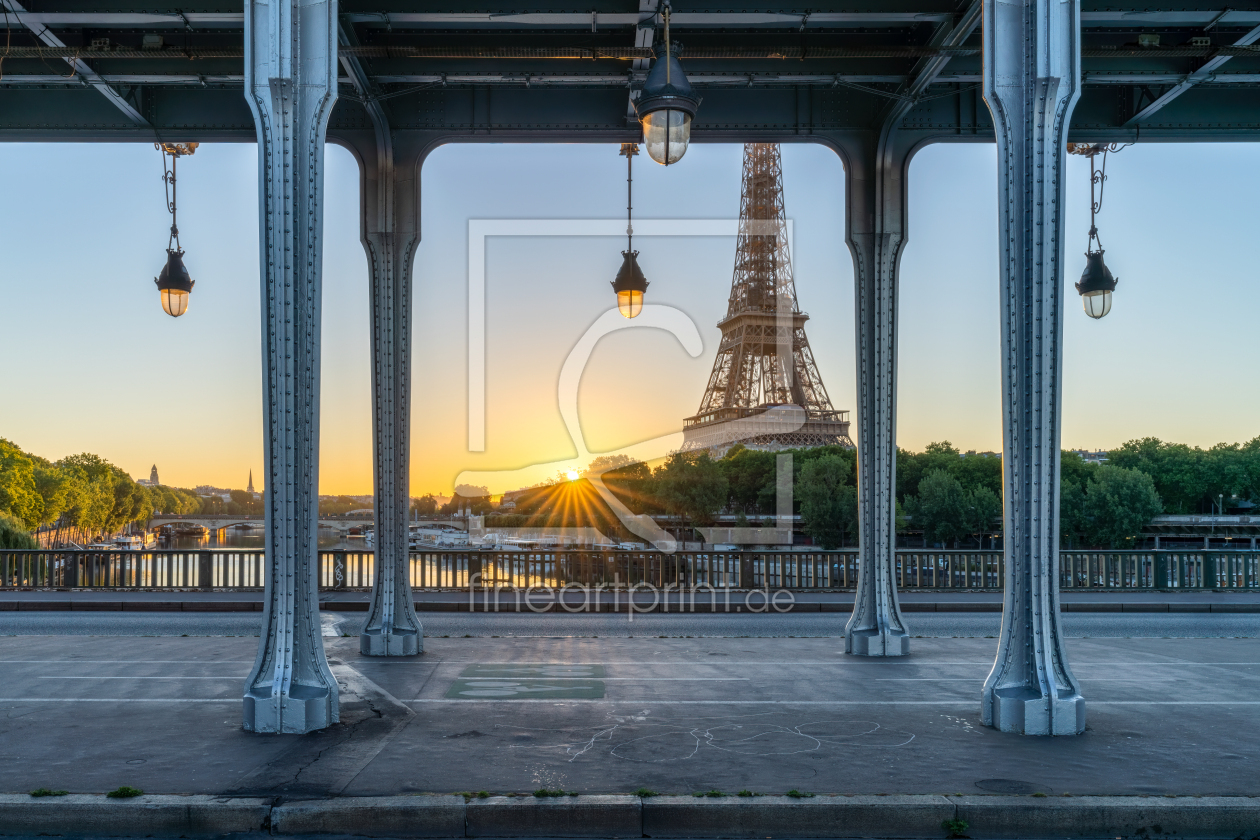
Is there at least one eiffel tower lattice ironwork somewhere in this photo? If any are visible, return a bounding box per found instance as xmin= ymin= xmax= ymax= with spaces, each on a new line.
xmin=682 ymin=143 xmax=852 ymax=453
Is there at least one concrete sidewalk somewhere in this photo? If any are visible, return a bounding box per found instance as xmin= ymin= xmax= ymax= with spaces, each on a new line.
xmin=1 ymin=588 xmax=1257 ymax=612
xmin=3 ymin=792 xmax=1260 ymax=839
xmin=1 ymin=635 xmax=1257 ymax=799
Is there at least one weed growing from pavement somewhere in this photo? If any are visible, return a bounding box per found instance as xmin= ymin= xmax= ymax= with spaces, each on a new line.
xmin=942 ymin=818 xmax=970 ymax=838
xmin=634 ymin=788 xmax=659 ymax=797
xmin=785 ymin=790 xmax=814 ymax=798
xmin=107 ymin=786 xmax=144 ymax=799
xmin=29 ymin=789 xmax=67 ymax=797
xmin=694 ymin=790 xmax=724 ymax=798
xmin=737 ymin=790 xmax=760 ymax=797
xmin=533 ymin=789 xmax=578 ymax=797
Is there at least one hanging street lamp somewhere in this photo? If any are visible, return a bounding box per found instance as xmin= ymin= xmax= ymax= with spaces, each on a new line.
xmin=612 ymin=142 xmax=648 ymax=318
xmin=634 ymin=3 xmax=701 ymax=166
xmin=1067 ymin=142 xmax=1126 ymax=319
xmin=154 ymin=141 xmax=198 ymax=317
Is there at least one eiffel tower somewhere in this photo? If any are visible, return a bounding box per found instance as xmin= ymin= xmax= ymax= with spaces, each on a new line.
xmin=682 ymin=143 xmax=852 ymax=453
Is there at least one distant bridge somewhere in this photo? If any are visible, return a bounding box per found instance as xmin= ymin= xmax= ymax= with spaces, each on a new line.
xmin=147 ymin=515 xmax=468 ymax=533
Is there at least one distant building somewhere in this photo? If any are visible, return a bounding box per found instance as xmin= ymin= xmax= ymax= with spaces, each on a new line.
xmin=247 ymin=470 xmax=255 ymax=494
xmin=137 ymin=464 xmax=160 ymax=487
xmin=1070 ymin=449 xmax=1109 ymax=464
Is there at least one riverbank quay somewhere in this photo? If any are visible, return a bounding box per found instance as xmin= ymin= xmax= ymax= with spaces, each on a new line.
xmin=0 ymin=589 xmax=1257 ymax=612
xmin=1 ymin=635 xmax=1257 ymax=803
xmin=1 ymin=793 xmax=1259 ymax=839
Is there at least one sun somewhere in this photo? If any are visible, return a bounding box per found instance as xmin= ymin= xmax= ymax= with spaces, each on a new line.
xmin=565 ymin=469 xmax=580 ymax=481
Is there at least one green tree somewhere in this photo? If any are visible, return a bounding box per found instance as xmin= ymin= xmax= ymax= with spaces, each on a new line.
xmin=906 ymin=469 xmax=970 ymax=547
xmin=0 ymin=439 xmax=44 ymax=530
xmin=0 ymin=512 xmax=37 ymax=549
xmin=1081 ymin=465 xmax=1163 ymax=548
xmin=966 ymin=486 xmax=1001 ymax=549
xmin=1107 ymin=438 xmax=1207 ymax=514
xmin=1059 ymin=478 xmax=1087 ymax=549
xmin=796 ymin=454 xmax=858 ymax=549
xmin=411 ymin=494 xmax=438 ymax=516
xmin=719 ymin=445 xmax=776 ymax=514
xmin=654 ymin=452 xmax=728 ymax=535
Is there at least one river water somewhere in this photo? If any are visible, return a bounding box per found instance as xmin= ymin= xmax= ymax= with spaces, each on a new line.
xmin=164 ymin=527 xmax=369 ymax=551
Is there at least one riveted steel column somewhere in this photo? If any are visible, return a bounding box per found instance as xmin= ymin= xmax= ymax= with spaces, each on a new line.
xmin=980 ymin=0 xmax=1085 ymax=735
xmin=358 ymin=126 xmax=424 ymax=656
xmin=241 ymin=0 xmax=340 ymax=734
xmin=841 ymin=128 xmax=912 ymax=657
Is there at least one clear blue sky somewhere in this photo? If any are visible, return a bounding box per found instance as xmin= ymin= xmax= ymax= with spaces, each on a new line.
xmin=1 ymin=138 xmax=1257 ymax=494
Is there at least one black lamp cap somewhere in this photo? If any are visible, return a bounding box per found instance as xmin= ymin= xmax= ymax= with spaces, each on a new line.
xmin=155 ymin=249 xmax=194 ymax=293
xmin=1075 ymin=250 xmax=1117 ymax=296
xmin=634 ymin=42 xmax=702 ymax=119
xmin=612 ymin=250 xmax=649 ymax=294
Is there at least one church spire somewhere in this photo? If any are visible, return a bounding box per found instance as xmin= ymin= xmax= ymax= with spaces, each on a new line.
xmin=247 ymin=470 xmax=255 ymax=494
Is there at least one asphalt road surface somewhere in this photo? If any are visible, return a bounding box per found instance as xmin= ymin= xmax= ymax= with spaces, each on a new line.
xmin=0 ymin=611 xmax=1256 ymax=637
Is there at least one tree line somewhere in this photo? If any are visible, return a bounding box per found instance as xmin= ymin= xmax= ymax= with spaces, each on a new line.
xmin=0 ymin=439 xmax=203 ymax=549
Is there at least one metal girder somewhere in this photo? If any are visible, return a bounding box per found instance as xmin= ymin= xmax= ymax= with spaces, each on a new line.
xmin=0 ymin=0 xmax=150 ymax=126
xmin=902 ymin=0 xmax=981 ymax=102
xmin=841 ymin=4 xmax=981 ymax=659
xmin=1125 ymin=23 xmax=1260 ymax=126
xmin=241 ymin=0 xmax=341 ymax=735
xmin=841 ymin=129 xmax=917 ymax=658
xmin=339 ymin=12 xmax=953 ymax=28
xmin=0 ymin=12 xmax=242 ymax=28
xmin=981 ymin=0 xmax=1085 ymax=736
xmin=337 ymin=22 xmax=426 ymax=659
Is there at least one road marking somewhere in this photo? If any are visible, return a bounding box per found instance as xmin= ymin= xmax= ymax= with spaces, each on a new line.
xmin=403 ymin=699 xmax=1260 ymax=706
xmin=0 ymin=698 xmax=238 ymax=703
xmin=873 ymin=678 xmax=1181 ymax=682
xmin=0 ymin=698 xmax=1257 ymax=706
xmin=0 ymin=660 xmax=256 ymax=664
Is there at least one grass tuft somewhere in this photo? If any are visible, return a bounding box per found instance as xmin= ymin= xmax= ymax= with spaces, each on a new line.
xmin=942 ymin=818 xmax=970 ymax=838
xmin=29 ymin=789 xmax=68 ymax=798
xmin=737 ymin=790 xmax=760 ymax=797
xmin=106 ymin=786 xmax=144 ymax=799
xmin=634 ymin=788 xmax=659 ymax=798
xmin=533 ymin=789 xmax=570 ymax=798
xmin=693 ymin=790 xmax=724 ymax=798
xmin=785 ymin=790 xmax=815 ymax=799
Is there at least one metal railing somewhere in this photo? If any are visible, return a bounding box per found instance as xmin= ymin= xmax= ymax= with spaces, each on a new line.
xmin=1 ymin=549 xmax=1258 ymax=591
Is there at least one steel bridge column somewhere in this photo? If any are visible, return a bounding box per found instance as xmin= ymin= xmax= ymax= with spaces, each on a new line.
xmin=241 ymin=0 xmax=340 ymax=734
xmin=980 ymin=0 xmax=1085 ymax=735
xmin=840 ymin=129 xmax=913 ymax=657
xmin=355 ymin=126 xmax=425 ymax=656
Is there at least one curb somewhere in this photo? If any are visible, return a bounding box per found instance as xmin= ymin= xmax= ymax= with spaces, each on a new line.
xmin=2 ymin=793 xmax=1259 ymax=838
xmin=0 ymin=794 xmax=269 ymax=836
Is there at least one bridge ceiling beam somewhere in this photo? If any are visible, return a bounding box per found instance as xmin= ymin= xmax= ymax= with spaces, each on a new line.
xmin=0 ymin=0 xmax=150 ymax=126
xmin=1125 ymin=22 xmax=1260 ymax=126
xmin=12 ymin=10 xmax=1260 ymax=29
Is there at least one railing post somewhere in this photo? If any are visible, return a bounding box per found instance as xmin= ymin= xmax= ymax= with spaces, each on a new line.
xmin=65 ymin=553 xmax=79 ymax=588
xmin=739 ymin=553 xmax=754 ymax=590
xmin=198 ymin=551 xmax=213 ymax=591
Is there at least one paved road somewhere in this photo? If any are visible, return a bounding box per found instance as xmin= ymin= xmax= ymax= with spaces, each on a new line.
xmin=1 ymin=634 xmax=1257 ymax=797
xmin=0 ymin=611 xmax=1258 ymax=637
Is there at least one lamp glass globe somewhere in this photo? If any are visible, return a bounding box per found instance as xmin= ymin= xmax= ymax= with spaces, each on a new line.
xmin=617 ymin=289 xmax=643 ymax=319
xmin=642 ymin=109 xmax=691 ymax=165
xmin=1081 ymin=289 xmax=1111 ymax=319
xmin=160 ymin=288 xmax=190 ymax=318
